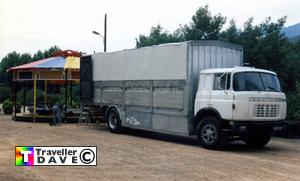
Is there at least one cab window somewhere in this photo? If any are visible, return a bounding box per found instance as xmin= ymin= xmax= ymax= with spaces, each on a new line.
xmin=214 ymin=73 xmax=225 ymax=90
xmin=213 ymin=73 xmax=230 ymax=90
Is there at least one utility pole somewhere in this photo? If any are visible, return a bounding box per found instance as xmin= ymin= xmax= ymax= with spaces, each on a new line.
xmin=92 ymin=13 xmax=107 ymax=52
xmin=104 ymin=13 xmax=107 ymax=52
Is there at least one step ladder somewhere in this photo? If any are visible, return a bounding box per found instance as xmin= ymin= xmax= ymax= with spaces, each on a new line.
xmin=77 ymin=105 xmax=105 ymax=128
xmin=77 ymin=106 xmax=91 ymax=126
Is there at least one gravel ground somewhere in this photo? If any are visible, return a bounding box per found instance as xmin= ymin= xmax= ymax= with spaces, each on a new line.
xmin=0 ymin=115 xmax=300 ymax=181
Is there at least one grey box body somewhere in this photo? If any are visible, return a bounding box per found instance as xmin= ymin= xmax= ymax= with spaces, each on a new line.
xmin=90 ymin=41 xmax=243 ymax=136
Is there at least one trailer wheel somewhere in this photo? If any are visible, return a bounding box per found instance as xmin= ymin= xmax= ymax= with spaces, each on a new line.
xmin=243 ymin=131 xmax=271 ymax=148
xmin=197 ymin=117 xmax=227 ymax=149
xmin=106 ymin=108 xmax=122 ymax=133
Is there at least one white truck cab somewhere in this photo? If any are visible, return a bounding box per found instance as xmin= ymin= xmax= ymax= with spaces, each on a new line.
xmin=194 ymin=67 xmax=287 ymax=149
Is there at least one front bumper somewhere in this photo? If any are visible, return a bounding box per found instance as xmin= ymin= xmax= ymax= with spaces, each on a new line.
xmin=222 ymin=120 xmax=287 ymax=133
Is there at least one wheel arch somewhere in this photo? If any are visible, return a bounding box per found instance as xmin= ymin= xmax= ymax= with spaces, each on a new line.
xmin=194 ymin=108 xmax=222 ymax=131
xmin=105 ymin=105 xmax=121 ymax=120
xmin=105 ymin=105 xmax=127 ymax=125
xmin=106 ymin=105 xmax=123 ymax=133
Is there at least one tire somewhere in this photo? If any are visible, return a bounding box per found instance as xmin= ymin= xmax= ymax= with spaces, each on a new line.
xmin=106 ymin=108 xmax=122 ymax=133
xmin=243 ymin=131 xmax=271 ymax=148
xmin=196 ymin=117 xmax=227 ymax=150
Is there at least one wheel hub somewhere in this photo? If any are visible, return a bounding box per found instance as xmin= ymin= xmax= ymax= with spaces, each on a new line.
xmin=202 ymin=125 xmax=217 ymax=144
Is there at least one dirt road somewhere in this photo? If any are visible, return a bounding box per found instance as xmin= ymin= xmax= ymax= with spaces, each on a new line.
xmin=0 ymin=115 xmax=299 ymax=181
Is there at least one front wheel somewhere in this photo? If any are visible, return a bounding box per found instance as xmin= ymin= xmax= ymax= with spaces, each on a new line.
xmin=196 ymin=117 xmax=227 ymax=149
xmin=106 ymin=108 xmax=122 ymax=133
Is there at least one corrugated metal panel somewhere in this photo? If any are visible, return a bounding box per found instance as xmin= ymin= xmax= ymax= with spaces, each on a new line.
xmin=211 ymin=46 xmax=217 ymax=68
xmin=191 ymin=43 xmax=243 ymax=71
xmin=92 ymin=42 xmax=188 ymax=81
xmin=216 ymin=46 xmax=222 ymax=68
xmin=204 ymin=46 xmax=210 ymax=69
xmin=125 ymin=81 xmax=151 ymax=107
xmin=199 ymin=46 xmax=205 ymax=70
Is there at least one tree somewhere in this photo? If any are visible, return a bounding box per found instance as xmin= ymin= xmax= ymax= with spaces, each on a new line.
xmin=237 ymin=17 xmax=295 ymax=91
xmin=43 ymin=45 xmax=60 ymax=58
xmin=135 ymin=5 xmax=226 ymax=48
xmin=182 ymin=5 xmax=226 ymax=40
xmin=220 ymin=19 xmax=240 ymax=44
xmin=136 ymin=25 xmax=184 ymax=48
xmin=236 ymin=17 xmax=263 ymax=66
xmin=222 ymin=17 xmax=292 ymax=82
xmin=19 ymin=53 xmax=32 ymax=65
xmin=32 ymin=50 xmax=44 ymax=61
xmin=0 ymin=51 xmax=21 ymax=73
xmin=287 ymin=82 xmax=300 ymax=122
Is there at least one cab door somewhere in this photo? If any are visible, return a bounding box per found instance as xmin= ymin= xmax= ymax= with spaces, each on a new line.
xmin=209 ymin=73 xmax=233 ymax=120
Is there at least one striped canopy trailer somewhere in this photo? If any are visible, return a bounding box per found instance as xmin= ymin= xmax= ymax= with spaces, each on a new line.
xmin=8 ymin=56 xmax=80 ymax=79
xmin=8 ymin=55 xmax=80 ymax=121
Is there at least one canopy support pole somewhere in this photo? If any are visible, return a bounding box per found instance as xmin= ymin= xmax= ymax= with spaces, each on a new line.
xmin=70 ymin=80 xmax=73 ymax=106
xmin=64 ymin=70 xmax=68 ymax=123
xmin=13 ymin=72 xmax=17 ymax=119
xmin=33 ymin=73 xmax=37 ymax=122
xmin=23 ymin=82 xmax=26 ymax=113
xmin=44 ymin=80 xmax=47 ymax=105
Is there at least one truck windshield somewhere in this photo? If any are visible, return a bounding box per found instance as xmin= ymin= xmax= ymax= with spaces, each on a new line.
xmin=233 ymin=72 xmax=281 ymax=92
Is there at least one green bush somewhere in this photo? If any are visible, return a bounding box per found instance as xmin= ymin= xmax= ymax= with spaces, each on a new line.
xmin=16 ymin=88 xmax=44 ymax=105
xmin=56 ymin=87 xmax=80 ymax=108
xmin=286 ymin=82 xmax=300 ymax=122
xmin=2 ymin=99 xmax=12 ymax=114
xmin=2 ymin=99 xmax=21 ymax=114
xmin=15 ymin=87 xmax=79 ymax=108
xmin=0 ymin=85 xmax=10 ymax=103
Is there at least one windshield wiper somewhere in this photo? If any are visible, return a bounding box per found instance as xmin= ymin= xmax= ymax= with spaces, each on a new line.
xmin=265 ymin=86 xmax=278 ymax=92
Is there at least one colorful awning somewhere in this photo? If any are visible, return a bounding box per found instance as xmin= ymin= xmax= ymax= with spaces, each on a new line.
xmin=8 ymin=56 xmax=80 ymax=72
xmin=64 ymin=57 xmax=80 ymax=71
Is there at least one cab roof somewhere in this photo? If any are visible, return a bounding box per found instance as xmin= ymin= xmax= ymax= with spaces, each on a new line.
xmin=200 ymin=66 xmax=276 ymax=75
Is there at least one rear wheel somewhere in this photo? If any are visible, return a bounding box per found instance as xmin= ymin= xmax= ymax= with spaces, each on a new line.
xmin=243 ymin=131 xmax=272 ymax=147
xmin=106 ymin=108 xmax=122 ymax=133
xmin=197 ymin=117 xmax=227 ymax=149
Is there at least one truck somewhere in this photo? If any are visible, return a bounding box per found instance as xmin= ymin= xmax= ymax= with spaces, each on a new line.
xmin=80 ymin=41 xmax=287 ymax=149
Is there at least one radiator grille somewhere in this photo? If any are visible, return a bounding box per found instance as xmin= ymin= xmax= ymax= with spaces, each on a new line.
xmin=253 ymin=104 xmax=280 ymax=118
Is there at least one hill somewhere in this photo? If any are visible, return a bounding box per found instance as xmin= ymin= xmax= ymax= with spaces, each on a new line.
xmin=282 ymin=23 xmax=300 ymax=41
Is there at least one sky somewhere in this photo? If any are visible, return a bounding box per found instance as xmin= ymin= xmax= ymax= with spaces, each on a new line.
xmin=0 ymin=0 xmax=299 ymax=60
